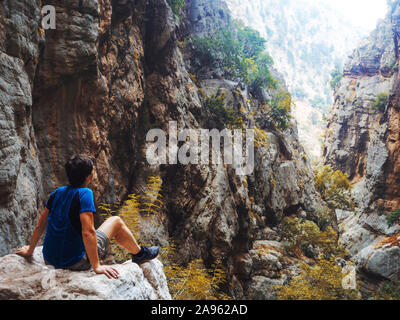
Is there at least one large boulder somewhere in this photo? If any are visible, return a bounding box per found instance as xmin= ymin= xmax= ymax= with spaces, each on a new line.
xmin=357 ymin=234 xmax=400 ymax=282
xmin=0 ymin=247 xmax=171 ymax=300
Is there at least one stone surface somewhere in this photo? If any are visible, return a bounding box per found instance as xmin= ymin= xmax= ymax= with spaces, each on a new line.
xmin=324 ymin=1 xmax=400 ymax=288
xmin=0 ymin=0 xmax=44 ymax=256
xmin=246 ymin=275 xmax=285 ymax=300
xmin=364 ymin=245 xmax=400 ymax=281
xmin=0 ymin=247 xmax=171 ymax=300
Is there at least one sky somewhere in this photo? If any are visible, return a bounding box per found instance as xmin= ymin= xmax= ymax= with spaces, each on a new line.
xmin=323 ymin=0 xmax=388 ymax=30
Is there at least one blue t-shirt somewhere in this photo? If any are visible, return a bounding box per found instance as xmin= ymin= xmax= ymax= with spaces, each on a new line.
xmin=42 ymin=186 xmax=96 ymax=268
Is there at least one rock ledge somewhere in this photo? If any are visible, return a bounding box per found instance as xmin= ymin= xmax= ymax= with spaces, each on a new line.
xmin=0 ymin=247 xmax=171 ymax=300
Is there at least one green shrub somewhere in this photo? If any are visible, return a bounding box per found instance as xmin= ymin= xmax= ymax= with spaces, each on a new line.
xmin=330 ymin=74 xmax=342 ymax=89
xmin=191 ymin=26 xmax=244 ymax=79
xmin=309 ymin=206 xmax=336 ymax=231
xmin=371 ymin=92 xmax=390 ymax=112
xmin=371 ymin=281 xmax=400 ymax=300
xmin=237 ymin=24 xmax=267 ymax=59
xmin=167 ymin=0 xmax=185 ymax=19
xmin=268 ymin=88 xmax=292 ymax=131
xmin=249 ymin=52 xmax=277 ymax=92
xmin=191 ymin=24 xmax=275 ymax=91
xmin=192 ymin=22 xmax=294 ymax=131
xmin=330 ymin=64 xmax=342 ymax=89
xmin=205 ymin=90 xmax=244 ymax=129
xmin=387 ymin=209 xmax=400 ymax=227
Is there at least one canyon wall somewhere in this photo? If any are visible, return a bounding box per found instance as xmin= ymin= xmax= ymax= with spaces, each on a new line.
xmin=0 ymin=0 xmax=324 ymax=299
xmin=0 ymin=0 xmax=44 ymax=256
xmin=324 ymin=1 xmax=400 ymax=293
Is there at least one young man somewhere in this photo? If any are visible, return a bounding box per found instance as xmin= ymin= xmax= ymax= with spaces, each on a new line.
xmin=14 ymin=154 xmax=159 ymax=279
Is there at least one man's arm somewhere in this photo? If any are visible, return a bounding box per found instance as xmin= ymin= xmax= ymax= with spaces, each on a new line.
xmin=14 ymin=207 xmax=50 ymax=257
xmin=80 ymin=211 xmax=119 ymax=279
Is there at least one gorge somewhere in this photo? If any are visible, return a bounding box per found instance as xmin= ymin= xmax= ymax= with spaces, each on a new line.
xmin=0 ymin=0 xmax=399 ymax=300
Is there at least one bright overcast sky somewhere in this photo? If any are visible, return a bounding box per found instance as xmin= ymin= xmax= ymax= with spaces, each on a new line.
xmin=323 ymin=0 xmax=388 ymax=30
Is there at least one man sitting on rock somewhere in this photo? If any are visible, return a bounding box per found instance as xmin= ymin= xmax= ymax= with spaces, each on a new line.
xmin=14 ymin=154 xmax=159 ymax=279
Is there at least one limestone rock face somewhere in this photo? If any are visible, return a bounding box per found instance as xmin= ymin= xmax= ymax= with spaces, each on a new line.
xmin=0 ymin=0 xmax=44 ymax=256
xmin=324 ymin=1 xmax=400 ymax=291
xmin=0 ymin=0 xmax=323 ymax=300
xmin=337 ymin=209 xmax=400 ymax=281
xmin=0 ymin=247 xmax=171 ymax=300
xmin=0 ymin=0 xmax=148 ymax=255
xmin=324 ymin=3 xmax=399 ymax=212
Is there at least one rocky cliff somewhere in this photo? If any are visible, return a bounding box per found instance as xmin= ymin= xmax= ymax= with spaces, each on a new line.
xmin=324 ymin=1 xmax=400 ymax=294
xmin=0 ymin=0 xmax=325 ymax=300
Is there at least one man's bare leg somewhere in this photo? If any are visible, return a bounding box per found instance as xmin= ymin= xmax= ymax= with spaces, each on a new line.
xmin=98 ymin=216 xmax=141 ymax=255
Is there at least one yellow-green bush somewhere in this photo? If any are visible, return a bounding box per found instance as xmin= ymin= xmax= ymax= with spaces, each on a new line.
xmin=254 ymin=127 xmax=269 ymax=148
xmin=99 ymin=175 xmax=230 ymax=300
xmin=314 ymin=165 xmax=354 ymax=210
xmin=160 ymin=245 xmax=231 ymax=300
xmin=281 ymin=216 xmax=339 ymax=258
xmin=268 ymin=88 xmax=292 ymax=131
xmin=205 ymin=90 xmax=245 ymax=129
xmin=276 ymin=214 xmax=355 ymax=300
xmin=275 ymin=256 xmax=360 ymax=300
xmin=99 ymin=176 xmax=162 ymax=262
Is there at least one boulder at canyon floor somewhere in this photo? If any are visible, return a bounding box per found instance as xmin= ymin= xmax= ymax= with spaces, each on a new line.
xmin=0 ymin=247 xmax=171 ymax=300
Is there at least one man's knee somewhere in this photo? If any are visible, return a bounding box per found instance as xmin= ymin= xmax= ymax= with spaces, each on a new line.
xmin=107 ymin=216 xmax=124 ymax=228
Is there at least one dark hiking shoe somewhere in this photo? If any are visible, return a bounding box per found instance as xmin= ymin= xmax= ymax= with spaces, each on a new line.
xmin=131 ymin=246 xmax=160 ymax=264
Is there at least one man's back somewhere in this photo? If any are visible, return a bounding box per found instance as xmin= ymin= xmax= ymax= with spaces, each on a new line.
xmin=43 ymin=186 xmax=96 ymax=268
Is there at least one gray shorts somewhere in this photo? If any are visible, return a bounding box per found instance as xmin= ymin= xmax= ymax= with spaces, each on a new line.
xmin=45 ymin=230 xmax=110 ymax=271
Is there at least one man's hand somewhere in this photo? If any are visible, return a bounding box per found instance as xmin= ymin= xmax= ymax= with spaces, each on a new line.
xmin=93 ymin=265 xmax=120 ymax=279
xmin=15 ymin=208 xmax=49 ymax=259
xmin=14 ymin=245 xmax=33 ymax=257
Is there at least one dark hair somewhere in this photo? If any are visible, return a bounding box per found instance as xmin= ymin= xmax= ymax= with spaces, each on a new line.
xmin=65 ymin=154 xmax=94 ymax=188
